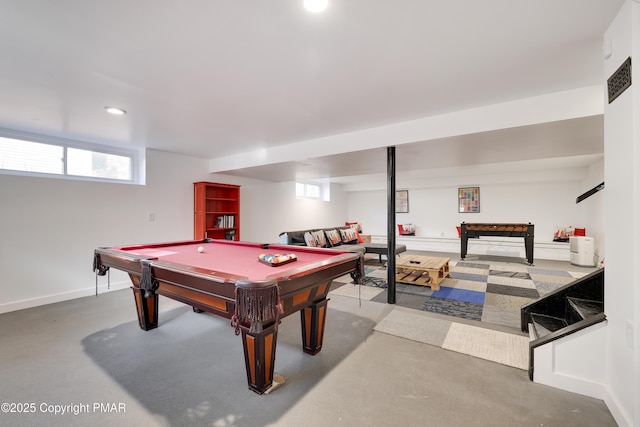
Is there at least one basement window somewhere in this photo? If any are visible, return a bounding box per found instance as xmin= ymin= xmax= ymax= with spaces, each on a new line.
xmin=296 ymin=181 xmax=330 ymax=201
xmin=0 ymin=130 xmax=144 ymax=184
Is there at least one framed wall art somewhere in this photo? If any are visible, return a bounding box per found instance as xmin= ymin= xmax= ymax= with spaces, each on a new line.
xmin=396 ymin=190 xmax=409 ymax=213
xmin=458 ymin=186 xmax=480 ymax=213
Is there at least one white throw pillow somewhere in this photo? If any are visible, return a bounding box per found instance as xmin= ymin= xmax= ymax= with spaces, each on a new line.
xmin=304 ymin=231 xmax=319 ymax=247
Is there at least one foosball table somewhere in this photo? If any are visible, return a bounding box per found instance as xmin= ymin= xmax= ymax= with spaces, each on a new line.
xmin=460 ymin=223 xmax=535 ymax=265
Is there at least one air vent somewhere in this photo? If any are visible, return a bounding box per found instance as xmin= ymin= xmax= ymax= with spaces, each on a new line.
xmin=608 ymin=57 xmax=631 ymax=104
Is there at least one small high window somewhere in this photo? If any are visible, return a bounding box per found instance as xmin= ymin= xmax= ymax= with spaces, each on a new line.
xmin=0 ymin=131 xmax=143 ymax=184
xmin=0 ymin=138 xmax=63 ymax=174
xmin=296 ymin=181 xmax=330 ymax=201
xmin=66 ymin=148 xmax=132 ymax=180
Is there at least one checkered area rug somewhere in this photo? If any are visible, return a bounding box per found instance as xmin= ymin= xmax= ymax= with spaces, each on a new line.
xmin=332 ymin=258 xmax=591 ymax=330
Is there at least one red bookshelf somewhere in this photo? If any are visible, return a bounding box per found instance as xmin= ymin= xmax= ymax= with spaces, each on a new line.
xmin=194 ymin=182 xmax=240 ymax=240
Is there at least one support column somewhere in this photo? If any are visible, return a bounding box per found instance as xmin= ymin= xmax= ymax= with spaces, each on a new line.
xmin=387 ymin=146 xmax=396 ymax=304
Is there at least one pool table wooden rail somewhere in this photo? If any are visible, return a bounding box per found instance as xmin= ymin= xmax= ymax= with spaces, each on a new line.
xmin=94 ymin=242 xmax=362 ymax=319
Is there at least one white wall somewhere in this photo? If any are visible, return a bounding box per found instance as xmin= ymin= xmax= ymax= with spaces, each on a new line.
xmin=347 ymin=173 xmax=600 ymax=246
xmin=580 ymin=161 xmax=605 ymax=261
xmin=239 ymin=181 xmax=349 ymax=243
xmin=0 ymin=156 xmax=351 ymax=314
xmin=230 ymin=166 xmax=606 ymax=261
xmin=602 ymin=2 xmax=639 ymax=425
xmin=0 ymin=149 xmax=212 ymax=313
xmin=0 ymin=147 xmax=607 ymax=309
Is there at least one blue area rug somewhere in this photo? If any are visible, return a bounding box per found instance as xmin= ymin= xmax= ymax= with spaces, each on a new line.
xmin=430 ymin=287 xmax=485 ymax=305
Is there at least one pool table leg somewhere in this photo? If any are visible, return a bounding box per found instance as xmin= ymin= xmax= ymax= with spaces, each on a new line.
xmin=131 ymin=287 xmax=159 ymax=331
xmin=300 ymin=299 xmax=329 ymax=355
xmin=239 ymin=324 xmax=278 ymax=394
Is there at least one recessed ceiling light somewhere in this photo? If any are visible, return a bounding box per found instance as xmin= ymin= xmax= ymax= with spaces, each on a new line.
xmin=104 ymin=106 xmax=127 ymax=115
xmin=304 ymin=0 xmax=328 ymax=13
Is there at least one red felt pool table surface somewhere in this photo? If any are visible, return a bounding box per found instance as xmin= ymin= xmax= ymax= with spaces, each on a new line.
xmin=116 ymin=240 xmax=339 ymax=281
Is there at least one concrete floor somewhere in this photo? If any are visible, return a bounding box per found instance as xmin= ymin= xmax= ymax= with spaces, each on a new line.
xmin=0 ymin=256 xmax=614 ymax=427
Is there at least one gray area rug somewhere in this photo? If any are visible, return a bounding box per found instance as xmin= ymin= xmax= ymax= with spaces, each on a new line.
xmin=373 ymin=308 xmax=529 ymax=370
xmin=342 ymin=258 xmax=587 ymax=331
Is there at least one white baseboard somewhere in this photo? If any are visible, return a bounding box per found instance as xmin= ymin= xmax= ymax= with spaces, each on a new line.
xmin=0 ymin=281 xmax=131 ymax=314
xmin=371 ymin=235 xmax=570 ymax=261
xmin=603 ymin=384 xmax=634 ymax=427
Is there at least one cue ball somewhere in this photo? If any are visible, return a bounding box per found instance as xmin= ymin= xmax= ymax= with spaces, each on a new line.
xmin=198 ymin=246 xmax=205 ymax=253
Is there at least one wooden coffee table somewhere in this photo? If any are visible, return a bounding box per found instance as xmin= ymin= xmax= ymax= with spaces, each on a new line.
xmin=395 ymin=255 xmax=450 ymax=291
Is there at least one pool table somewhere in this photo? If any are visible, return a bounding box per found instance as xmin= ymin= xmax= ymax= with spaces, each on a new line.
xmin=93 ymin=239 xmax=363 ymax=394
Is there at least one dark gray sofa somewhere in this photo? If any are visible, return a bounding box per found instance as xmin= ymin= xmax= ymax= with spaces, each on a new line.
xmin=278 ymin=226 xmax=407 ymax=262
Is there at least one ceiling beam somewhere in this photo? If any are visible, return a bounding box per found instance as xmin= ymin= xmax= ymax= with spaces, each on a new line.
xmin=209 ymin=85 xmax=604 ymax=174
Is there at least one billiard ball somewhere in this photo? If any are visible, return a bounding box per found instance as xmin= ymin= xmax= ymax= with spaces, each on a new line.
xmin=198 ymin=246 xmax=205 ymax=253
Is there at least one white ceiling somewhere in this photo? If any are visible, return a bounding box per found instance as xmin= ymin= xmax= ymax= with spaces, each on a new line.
xmin=0 ymin=1 xmax=623 ymax=183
